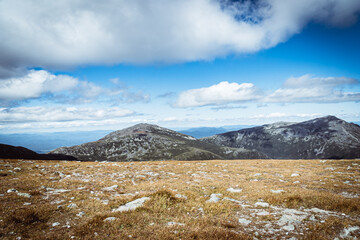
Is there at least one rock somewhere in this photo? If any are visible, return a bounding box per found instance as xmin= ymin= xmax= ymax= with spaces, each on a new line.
xmin=67 ymin=203 xmax=77 ymax=208
xmin=52 ymin=222 xmax=60 ymax=227
xmin=103 ymin=185 xmax=118 ymax=191
xmin=112 ymin=197 xmax=150 ymax=212
xmin=104 ymin=217 xmax=116 ymax=222
xmin=282 ymin=224 xmax=295 ymax=231
xmin=175 ymin=194 xmax=187 ymax=200
xmin=167 ymin=222 xmax=185 ymax=226
xmin=227 ymin=187 xmax=242 ymax=193
xmin=254 ymin=202 xmax=269 ymax=208
xmin=17 ymin=192 xmax=31 ymax=198
xmin=238 ymin=218 xmax=251 ymax=226
xmin=206 ymin=193 xmax=222 ymax=203
xmin=270 ymin=189 xmax=285 ymax=194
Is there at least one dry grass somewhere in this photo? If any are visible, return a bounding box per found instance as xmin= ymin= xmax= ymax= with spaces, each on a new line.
xmin=0 ymin=159 xmax=359 ymax=239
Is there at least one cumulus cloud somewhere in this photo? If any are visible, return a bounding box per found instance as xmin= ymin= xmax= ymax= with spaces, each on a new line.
xmin=0 ymin=0 xmax=359 ymax=76
xmin=266 ymin=75 xmax=360 ymax=103
xmin=0 ymin=70 xmax=150 ymax=105
xmin=175 ymin=75 xmax=360 ymax=108
xmin=0 ymin=70 xmax=78 ymax=101
xmin=174 ymin=81 xmax=261 ymax=107
xmin=0 ymin=106 xmax=134 ymax=123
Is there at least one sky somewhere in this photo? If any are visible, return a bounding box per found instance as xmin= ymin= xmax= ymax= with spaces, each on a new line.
xmin=0 ymin=0 xmax=359 ymax=133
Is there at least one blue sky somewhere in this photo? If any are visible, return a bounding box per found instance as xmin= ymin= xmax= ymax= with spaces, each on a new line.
xmin=0 ymin=0 xmax=359 ymax=133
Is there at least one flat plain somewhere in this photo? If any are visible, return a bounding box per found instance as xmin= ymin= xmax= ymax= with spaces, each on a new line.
xmin=0 ymin=159 xmax=359 ymax=239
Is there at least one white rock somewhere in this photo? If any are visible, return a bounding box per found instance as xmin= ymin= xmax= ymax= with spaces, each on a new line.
xmin=254 ymin=202 xmax=269 ymax=208
xmin=76 ymin=211 xmax=85 ymax=217
xmin=270 ymin=189 xmax=285 ymax=194
xmin=238 ymin=218 xmax=251 ymax=226
xmin=52 ymin=222 xmax=60 ymax=227
xmin=227 ymin=188 xmax=242 ymax=193
xmin=291 ymin=173 xmax=300 ymax=177
xmin=206 ymin=193 xmax=222 ymax=203
xmin=17 ymin=192 xmax=31 ymax=198
xmin=167 ymin=222 xmax=185 ymax=226
xmin=113 ymin=197 xmax=150 ymax=212
xmin=103 ymin=185 xmax=118 ymax=191
xmin=175 ymin=194 xmax=187 ymax=200
xmin=339 ymin=226 xmax=360 ymax=238
xmin=104 ymin=217 xmax=117 ymax=222
xmin=253 ymin=173 xmax=262 ymax=177
xmin=67 ymin=203 xmax=77 ymax=208
xmin=7 ymin=189 xmax=18 ymax=193
xmin=256 ymin=210 xmax=270 ymax=216
xmin=282 ymin=224 xmax=295 ymax=231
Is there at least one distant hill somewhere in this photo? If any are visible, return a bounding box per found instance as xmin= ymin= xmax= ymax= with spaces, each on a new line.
xmin=178 ymin=125 xmax=255 ymax=138
xmin=0 ymin=144 xmax=77 ymax=160
xmin=0 ymin=130 xmax=112 ymax=153
xmin=50 ymin=123 xmax=267 ymax=161
xmin=201 ymin=116 xmax=360 ymax=159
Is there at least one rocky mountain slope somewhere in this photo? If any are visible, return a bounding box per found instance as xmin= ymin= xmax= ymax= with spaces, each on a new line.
xmin=50 ymin=123 xmax=267 ymax=161
xmin=0 ymin=143 xmax=77 ymax=160
xmin=201 ymin=116 xmax=360 ymax=159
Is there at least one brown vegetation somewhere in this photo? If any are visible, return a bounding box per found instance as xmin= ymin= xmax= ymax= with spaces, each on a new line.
xmin=0 ymin=159 xmax=359 ymax=239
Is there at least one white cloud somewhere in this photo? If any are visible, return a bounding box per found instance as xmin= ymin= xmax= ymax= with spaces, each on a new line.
xmin=0 ymin=106 xmax=134 ymax=123
xmin=266 ymin=75 xmax=360 ymax=103
xmin=174 ymin=75 xmax=360 ymax=108
xmin=0 ymin=70 xmax=151 ymax=105
xmin=0 ymin=70 xmax=78 ymax=101
xmin=0 ymin=0 xmax=359 ymax=76
xmin=174 ymin=81 xmax=261 ymax=107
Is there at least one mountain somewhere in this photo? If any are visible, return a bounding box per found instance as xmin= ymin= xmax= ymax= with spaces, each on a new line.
xmin=201 ymin=116 xmax=360 ymax=159
xmin=178 ymin=125 xmax=256 ymax=138
xmin=0 ymin=130 xmax=112 ymax=153
xmin=50 ymin=123 xmax=267 ymax=161
xmin=0 ymin=144 xmax=77 ymax=160
xmin=178 ymin=127 xmax=228 ymax=138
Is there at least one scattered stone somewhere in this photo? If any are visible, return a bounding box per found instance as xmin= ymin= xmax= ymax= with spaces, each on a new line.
xmin=67 ymin=203 xmax=77 ymax=208
xmin=7 ymin=189 xmax=18 ymax=193
xmin=52 ymin=222 xmax=60 ymax=227
xmin=167 ymin=222 xmax=185 ymax=226
xmin=238 ymin=218 xmax=251 ymax=226
xmin=282 ymin=224 xmax=295 ymax=231
xmin=17 ymin=192 xmax=31 ymax=198
xmin=227 ymin=187 xmax=242 ymax=193
xmin=104 ymin=217 xmax=116 ymax=222
xmin=103 ymin=185 xmax=118 ymax=191
xmin=339 ymin=226 xmax=360 ymax=239
xmin=291 ymin=173 xmax=300 ymax=177
xmin=270 ymin=189 xmax=285 ymax=194
xmin=254 ymin=202 xmax=269 ymax=208
xmin=113 ymin=197 xmax=150 ymax=212
xmin=77 ymin=211 xmax=85 ymax=217
xmin=254 ymin=173 xmax=262 ymax=177
xmin=256 ymin=210 xmax=270 ymax=216
xmin=206 ymin=193 xmax=222 ymax=203
xmin=175 ymin=194 xmax=187 ymax=200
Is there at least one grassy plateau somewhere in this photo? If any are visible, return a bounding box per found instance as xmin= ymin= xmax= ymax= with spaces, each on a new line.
xmin=0 ymin=159 xmax=359 ymax=239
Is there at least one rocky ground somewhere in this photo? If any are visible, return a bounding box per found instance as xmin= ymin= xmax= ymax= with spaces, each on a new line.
xmin=0 ymin=159 xmax=359 ymax=239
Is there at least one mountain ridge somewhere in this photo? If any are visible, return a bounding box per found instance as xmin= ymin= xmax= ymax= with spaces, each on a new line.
xmin=51 ymin=123 xmax=267 ymax=161
xmin=201 ymin=116 xmax=360 ymax=159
